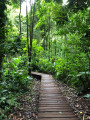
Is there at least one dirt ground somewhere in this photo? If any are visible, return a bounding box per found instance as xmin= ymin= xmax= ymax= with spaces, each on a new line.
xmin=57 ymin=81 xmax=90 ymax=120
xmin=10 ymin=78 xmax=41 ymax=120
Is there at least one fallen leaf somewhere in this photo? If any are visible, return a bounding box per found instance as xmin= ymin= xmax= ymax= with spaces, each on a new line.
xmin=75 ymin=104 xmax=80 ymax=108
xmin=87 ymin=116 xmax=90 ymax=119
xmin=32 ymin=113 xmax=35 ymax=117
xmin=59 ymin=112 xmax=63 ymax=114
xmin=80 ymin=111 xmax=83 ymax=114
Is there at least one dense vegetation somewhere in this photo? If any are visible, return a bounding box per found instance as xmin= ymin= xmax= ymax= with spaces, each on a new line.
xmin=0 ymin=0 xmax=90 ymax=119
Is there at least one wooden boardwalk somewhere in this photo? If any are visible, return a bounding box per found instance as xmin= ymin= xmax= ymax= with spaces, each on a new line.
xmin=31 ymin=72 xmax=78 ymax=120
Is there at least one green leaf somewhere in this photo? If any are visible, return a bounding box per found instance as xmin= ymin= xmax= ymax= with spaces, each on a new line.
xmin=0 ymin=97 xmax=7 ymax=101
xmin=27 ymin=76 xmax=33 ymax=80
xmin=83 ymin=94 xmax=90 ymax=98
xmin=7 ymin=98 xmax=15 ymax=106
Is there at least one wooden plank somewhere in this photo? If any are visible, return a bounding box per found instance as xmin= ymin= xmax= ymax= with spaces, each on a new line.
xmin=39 ymin=100 xmax=67 ymax=102
xmin=38 ymin=112 xmax=76 ymax=117
xmin=40 ymin=92 xmax=62 ymax=94
xmin=40 ymin=93 xmax=62 ymax=95
xmin=39 ymin=96 xmax=64 ymax=98
xmin=40 ymin=96 xmax=65 ymax=98
xmin=39 ymin=106 xmax=71 ymax=109
xmin=40 ymin=89 xmax=60 ymax=91
xmin=39 ymin=100 xmax=68 ymax=103
xmin=38 ymin=108 xmax=73 ymax=112
xmin=38 ymin=118 xmax=77 ymax=120
xmin=39 ymin=103 xmax=71 ymax=108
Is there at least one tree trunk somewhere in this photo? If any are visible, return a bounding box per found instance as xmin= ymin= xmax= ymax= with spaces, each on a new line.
xmin=48 ymin=9 xmax=50 ymax=61
xmin=0 ymin=1 xmax=6 ymax=80
xmin=26 ymin=1 xmax=30 ymax=75
xmin=44 ymin=26 xmax=46 ymax=50
xmin=29 ymin=0 xmax=36 ymax=75
xmin=0 ymin=56 xmax=3 ymax=80
xmin=19 ymin=0 xmax=21 ymax=36
xmin=32 ymin=3 xmax=35 ymax=39
xmin=51 ymin=28 xmax=52 ymax=57
xmin=55 ymin=39 xmax=56 ymax=57
xmin=28 ymin=0 xmax=32 ymax=75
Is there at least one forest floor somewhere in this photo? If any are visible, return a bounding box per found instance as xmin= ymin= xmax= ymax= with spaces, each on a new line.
xmin=57 ymin=81 xmax=90 ymax=120
xmin=9 ymin=76 xmax=90 ymax=120
xmin=10 ymin=78 xmax=40 ymax=120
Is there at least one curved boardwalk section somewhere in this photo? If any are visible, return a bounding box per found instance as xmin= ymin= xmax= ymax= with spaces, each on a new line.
xmin=31 ymin=72 xmax=78 ymax=120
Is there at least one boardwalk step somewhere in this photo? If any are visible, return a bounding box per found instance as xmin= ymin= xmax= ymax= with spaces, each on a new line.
xmin=38 ymin=118 xmax=77 ymax=120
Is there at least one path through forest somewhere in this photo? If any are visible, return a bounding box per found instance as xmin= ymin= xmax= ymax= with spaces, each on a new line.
xmin=32 ymin=72 xmax=78 ymax=120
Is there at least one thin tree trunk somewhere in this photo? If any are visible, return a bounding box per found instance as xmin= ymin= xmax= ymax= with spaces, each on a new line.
xmin=48 ymin=9 xmax=50 ymax=61
xmin=32 ymin=3 xmax=35 ymax=39
xmin=19 ymin=0 xmax=21 ymax=36
xmin=44 ymin=26 xmax=46 ymax=50
xmin=65 ymin=34 xmax=67 ymax=58
xmin=0 ymin=1 xmax=6 ymax=80
xmin=51 ymin=28 xmax=52 ymax=57
xmin=0 ymin=57 xmax=3 ymax=80
xmin=26 ymin=4 xmax=29 ymax=51
xmin=55 ymin=39 xmax=56 ymax=56
xmin=46 ymin=35 xmax=48 ymax=51
xmin=28 ymin=0 xmax=33 ymax=75
xmin=26 ymin=1 xmax=30 ymax=75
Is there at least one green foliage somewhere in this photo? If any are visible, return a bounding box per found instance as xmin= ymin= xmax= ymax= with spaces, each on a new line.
xmin=67 ymin=0 xmax=90 ymax=12
xmin=3 ymin=56 xmax=32 ymax=90
xmin=9 ymin=0 xmax=25 ymax=8
xmin=0 ymin=55 xmax=32 ymax=119
xmin=84 ymin=94 xmax=90 ymax=98
xmin=52 ymin=4 xmax=68 ymax=26
xmin=32 ymin=58 xmax=55 ymax=73
xmin=33 ymin=6 xmax=90 ymax=94
xmin=31 ymin=40 xmax=54 ymax=73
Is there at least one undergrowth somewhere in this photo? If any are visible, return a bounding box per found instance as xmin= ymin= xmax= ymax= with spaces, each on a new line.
xmin=0 ymin=55 xmax=33 ymax=120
